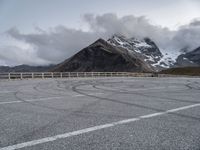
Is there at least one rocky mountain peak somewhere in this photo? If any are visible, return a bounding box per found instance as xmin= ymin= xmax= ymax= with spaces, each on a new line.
xmin=52 ymin=36 xmax=153 ymax=72
xmin=108 ymin=35 xmax=174 ymax=70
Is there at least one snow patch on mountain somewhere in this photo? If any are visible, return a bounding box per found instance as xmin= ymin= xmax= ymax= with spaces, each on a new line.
xmin=108 ymin=35 xmax=176 ymax=70
xmin=152 ymin=50 xmax=180 ymax=68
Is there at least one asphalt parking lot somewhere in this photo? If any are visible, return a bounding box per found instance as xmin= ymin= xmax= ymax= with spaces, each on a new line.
xmin=0 ymin=77 xmax=200 ymax=150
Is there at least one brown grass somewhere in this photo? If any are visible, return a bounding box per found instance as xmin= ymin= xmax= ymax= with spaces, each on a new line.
xmin=160 ymin=67 xmax=200 ymax=76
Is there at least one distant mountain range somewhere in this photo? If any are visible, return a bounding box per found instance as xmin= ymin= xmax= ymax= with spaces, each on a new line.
xmin=176 ymin=47 xmax=200 ymax=67
xmin=0 ymin=64 xmax=55 ymax=72
xmin=1 ymin=35 xmax=200 ymax=73
xmin=52 ymin=35 xmax=200 ymax=72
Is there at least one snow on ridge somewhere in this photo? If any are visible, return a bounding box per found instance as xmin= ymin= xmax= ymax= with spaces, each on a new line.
xmin=108 ymin=35 xmax=153 ymax=53
xmin=151 ymin=50 xmax=179 ymax=68
xmin=113 ymin=35 xmax=152 ymax=48
xmin=134 ymin=42 xmax=152 ymax=48
xmin=160 ymin=49 xmax=181 ymax=62
xmin=108 ymin=35 xmax=180 ymax=69
xmin=113 ymin=36 xmax=126 ymax=45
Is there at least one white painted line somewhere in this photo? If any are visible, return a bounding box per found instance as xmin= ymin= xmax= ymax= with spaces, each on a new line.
xmin=0 ymin=97 xmax=64 ymax=105
xmin=0 ymin=91 xmax=14 ymax=94
xmin=103 ymin=86 xmax=180 ymax=93
xmin=105 ymin=87 xmax=166 ymax=93
xmin=139 ymin=112 xmax=165 ymax=119
xmin=72 ymin=94 xmax=85 ymax=97
xmin=72 ymin=93 xmax=104 ymax=97
xmin=133 ymin=87 xmax=167 ymax=91
xmin=1 ymin=103 xmax=200 ymax=150
xmin=165 ymin=104 xmax=200 ymax=113
xmin=28 ymin=97 xmax=64 ymax=102
xmin=88 ymin=93 xmax=104 ymax=95
xmin=0 ymin=101 xmax=22 ymax=105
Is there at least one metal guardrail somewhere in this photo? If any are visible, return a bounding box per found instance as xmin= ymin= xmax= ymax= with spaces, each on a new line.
xmin=0 ymin=72 xmax=199 ymax=81
xmin=0 ymin=72 xmax=159 ymax=80
xmin=0 ymin=72 xmax=192 ymax=80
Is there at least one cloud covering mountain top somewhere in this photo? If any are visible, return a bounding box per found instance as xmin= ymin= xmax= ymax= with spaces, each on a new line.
xmin=1 ymin=13 xmax=200 ymax=66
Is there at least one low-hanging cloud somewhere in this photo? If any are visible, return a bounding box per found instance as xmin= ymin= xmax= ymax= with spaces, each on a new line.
xmin=83 ymin=13 xmax=200 ymax=51
xmin=3 ymin=13 xmax=200 ymax=66
xmin=0 ymin=45 xmax=49 ymax=66
xmin=84 ymin=13 xmax=173 ymax=43
xmin=172 ymin=20 xmax=200 ymax=51
xmin=6 ymin=26 xmax=101 ymax=65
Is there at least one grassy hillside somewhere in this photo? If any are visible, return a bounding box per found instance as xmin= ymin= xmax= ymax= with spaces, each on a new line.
xmin=160 ymin=67 xmax=200 ymax=76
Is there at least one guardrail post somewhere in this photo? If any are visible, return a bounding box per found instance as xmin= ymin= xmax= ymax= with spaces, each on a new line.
xmin=92 ymin=72 xmax=94 ymax=78
xmin=8 ymin=73 xmax=11 ymax=80
xmin=60 ymin=72 xmax=62 ymax=78
xmin=20 ymin=73 xmax=23 ymax=80
xmin=32 ymin=73 xmax=34 ymax=79
xmin=51 ymin=72 xmax=53 ymax=78
xmin=42 ymin=73 xmax=44 ymax=79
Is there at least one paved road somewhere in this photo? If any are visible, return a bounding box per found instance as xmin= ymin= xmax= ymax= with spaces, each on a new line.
xmin=0 ymin=77 xmax=200 ymax=150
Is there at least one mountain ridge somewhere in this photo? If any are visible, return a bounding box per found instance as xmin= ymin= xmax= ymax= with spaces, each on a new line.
xmin=52 ymin=38 xmax=153 ymax=72
xmin=108 ymin=35 xmax=176 ymax=70
xmin=175 ymin=47 xmax=200 ymax=67
xmin=0 ymin=64 xmax=55 ymax=72
xmin=0 ymin=35 xmax=200 ymax=73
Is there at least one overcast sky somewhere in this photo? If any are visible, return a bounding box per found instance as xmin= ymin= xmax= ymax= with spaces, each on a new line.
xmin=0 ymin=0 xmax=200 ymax=66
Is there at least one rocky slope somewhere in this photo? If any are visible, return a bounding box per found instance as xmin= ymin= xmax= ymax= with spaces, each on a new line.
xmin=175 ymin=47 xmax=200 ymax=67
xmin=52 ymin=39 xmax=153 ymax=72
xmin=53 ymin=35 xmax=200 ymax=72
xmin=108 ymin=35 xmax=175 ymax=70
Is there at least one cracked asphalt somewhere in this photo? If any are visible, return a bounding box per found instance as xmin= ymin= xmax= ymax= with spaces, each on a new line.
xmin=0 ymin=77 xmax=200 ymax=150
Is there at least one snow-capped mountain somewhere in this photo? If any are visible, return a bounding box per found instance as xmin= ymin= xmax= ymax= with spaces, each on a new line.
xmin=52 ymin=38 xmax=153 ymax=72
xmin=1 ymin=34 xmax=199 ymax=73
xmin=108 ymin=35 xmax=175 ymax=70
xmin=52 ymin=35 xmax=200 ymax=73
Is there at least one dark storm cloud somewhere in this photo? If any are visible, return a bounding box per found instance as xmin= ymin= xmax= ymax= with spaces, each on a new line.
xmin=5 ymin=13 xmax=200 ymax=65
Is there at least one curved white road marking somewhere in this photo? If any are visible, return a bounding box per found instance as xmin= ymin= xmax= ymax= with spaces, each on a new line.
xmin=1 ymin=103 xmax=200 ymax=150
